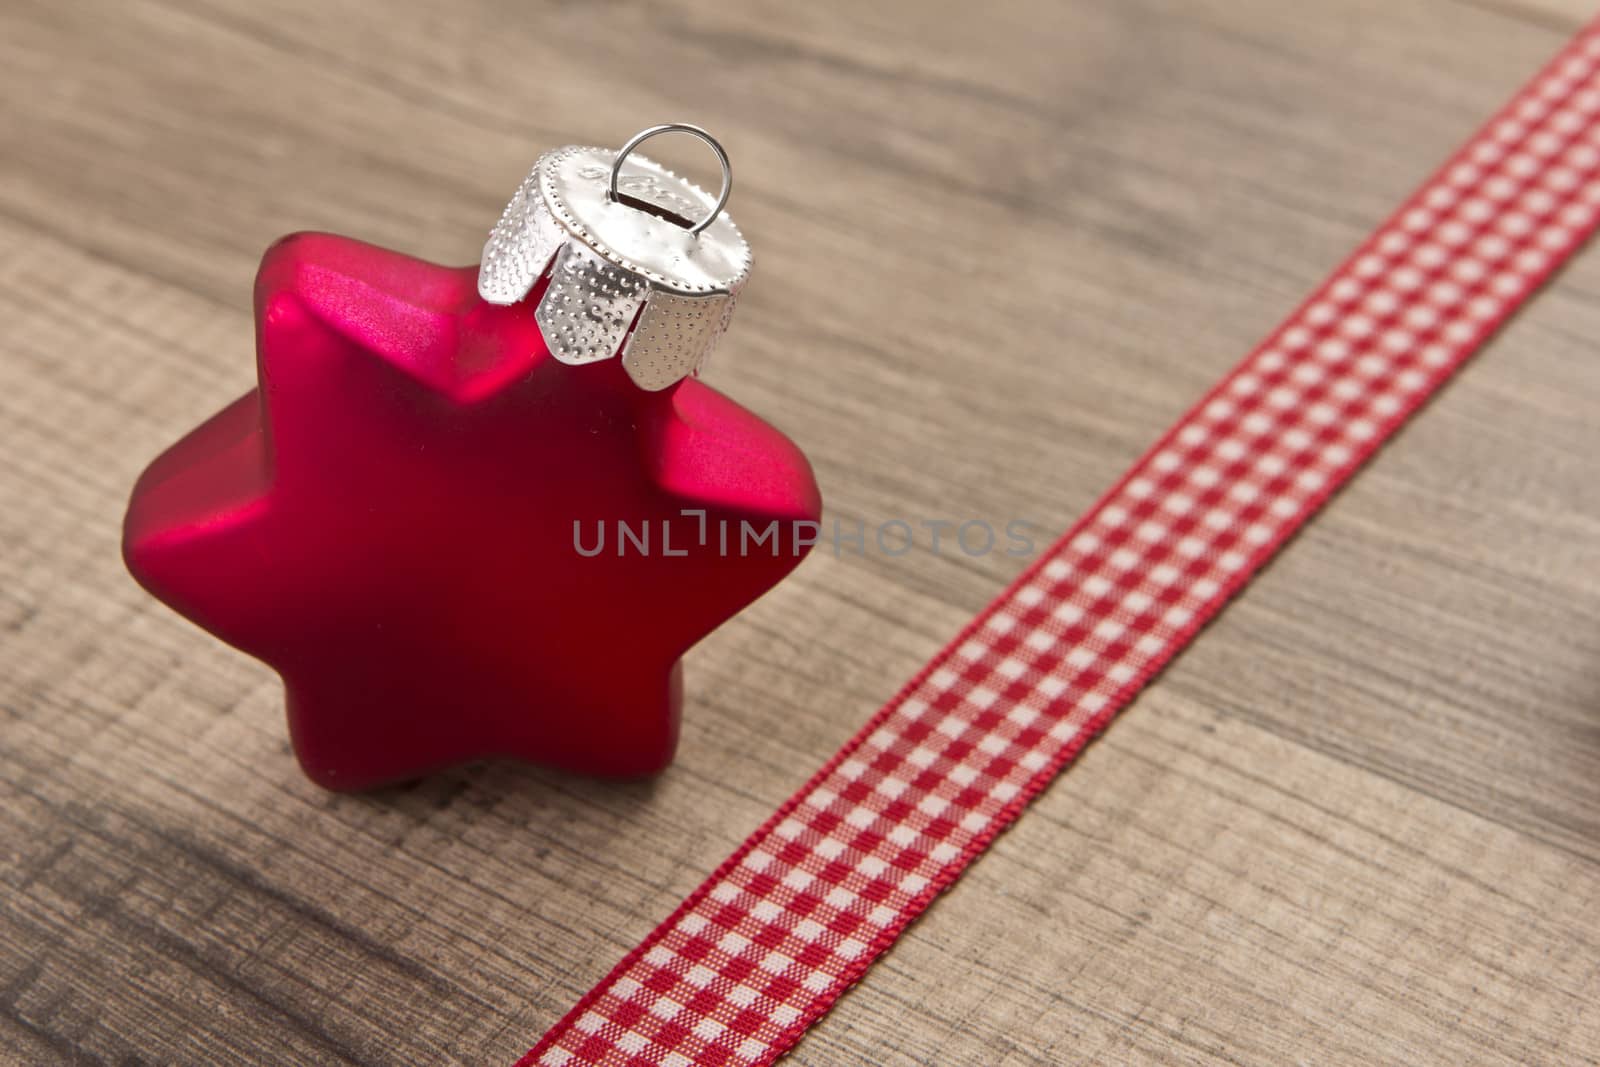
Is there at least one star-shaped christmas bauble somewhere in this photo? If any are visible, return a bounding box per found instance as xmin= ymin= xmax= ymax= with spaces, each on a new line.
xmin=124 ymin=232 xmax=820 ymax=790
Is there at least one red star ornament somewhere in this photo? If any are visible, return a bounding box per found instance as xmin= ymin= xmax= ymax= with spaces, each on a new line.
xmin=124 ymin=232 xmax=821 ymax=790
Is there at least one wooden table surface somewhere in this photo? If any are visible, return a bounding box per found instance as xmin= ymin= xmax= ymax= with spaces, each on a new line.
xmin=5 ymin=1 xmax=1600 ymax=1063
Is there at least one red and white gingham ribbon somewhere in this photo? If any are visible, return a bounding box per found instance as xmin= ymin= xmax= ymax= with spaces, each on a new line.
xmin=523 ymin=22 xmax=1600 ymax=1067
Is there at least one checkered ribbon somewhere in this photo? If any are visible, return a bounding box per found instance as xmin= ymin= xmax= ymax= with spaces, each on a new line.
xmin=523 ymin=22 xmax=1600 ymax=1067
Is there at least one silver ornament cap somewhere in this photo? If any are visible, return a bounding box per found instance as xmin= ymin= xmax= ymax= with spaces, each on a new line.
xmin=478 ymin=124 xmax=752 ymax=391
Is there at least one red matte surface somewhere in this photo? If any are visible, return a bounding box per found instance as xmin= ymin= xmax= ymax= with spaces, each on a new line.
xmin=124 ymin=232 xmax=821 ymax=790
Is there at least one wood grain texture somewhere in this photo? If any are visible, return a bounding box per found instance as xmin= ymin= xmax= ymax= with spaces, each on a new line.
xmin=3 ymin=0 xmax=1599 ymax=1064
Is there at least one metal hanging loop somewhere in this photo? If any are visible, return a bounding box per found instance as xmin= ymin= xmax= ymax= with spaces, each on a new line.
xmin=608 ymin=123 xmax=732 ymax=237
